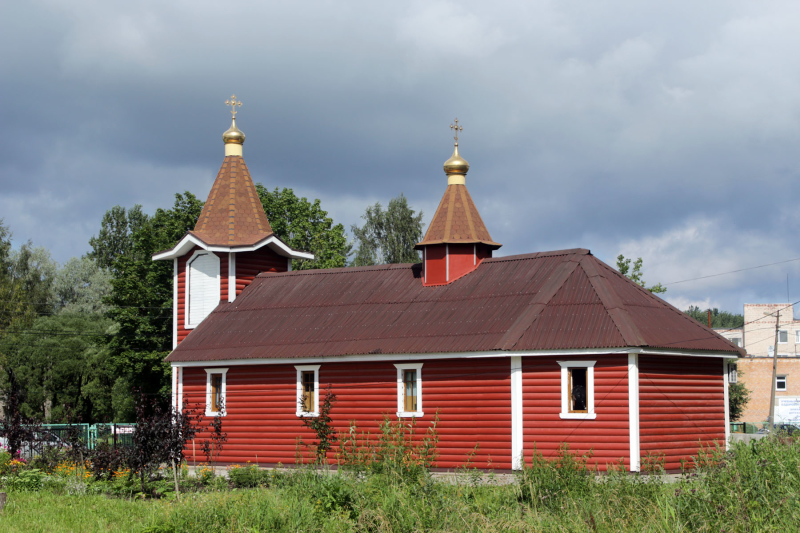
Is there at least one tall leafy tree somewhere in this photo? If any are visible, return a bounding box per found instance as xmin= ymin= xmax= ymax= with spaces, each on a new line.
xmin=351 ymin=194 xmax=424 ymax=266
xmin=256 ymin=185 xmax=350 ymax=270
xmin=100 ymin=192 xmax=204 ymax=416
xmin=88 ymin=205 xmax=150 ymax=272
xmin=615 ymin=255 xmax=666 ymax=294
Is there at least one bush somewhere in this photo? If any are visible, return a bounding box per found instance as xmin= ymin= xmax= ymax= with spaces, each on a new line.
xmin=517 ymin=443 xmax=596 ymax=511
xmin=227 ymin=463 xmax=266 ymax=488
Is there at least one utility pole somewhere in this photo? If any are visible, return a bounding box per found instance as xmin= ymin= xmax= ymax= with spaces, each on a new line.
xmin=767 ymin=310 xmax=780 ymax=432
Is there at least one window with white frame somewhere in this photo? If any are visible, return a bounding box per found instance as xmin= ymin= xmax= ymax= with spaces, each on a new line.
xmin=796 ymin=330 xmax=800 ymax=344
xmin=558 ymin=361 xmax=596 ymax=419
xmin=295 ymin=365 xmax=320 ymax=417
xmin=394 ymin=363 xmax=423 ymax=417
xmin=186 ymin=251 xmax=220 ymax=328
xmin=777 ymin=375 xmax=787 ymax=391
xmin=728 ymin=363 xmax=738 ymax=384
xmin=205 ymin=368 xmax=228 ymax=416
xmin=730 ymin=337 xmax=742 ymax=347
xmin=779 ymin=330 xmax=788 ymax=344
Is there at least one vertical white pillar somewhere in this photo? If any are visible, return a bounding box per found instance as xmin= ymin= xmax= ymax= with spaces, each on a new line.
xmin=287 ymin=258 xmax=293 ymax=272
xmin=628 ymin=353 xmax=640 ymax=472
xmin=228 ymin=253 xmax=236 ymax=302
xmin=172 ymin=258 xmax=178 ymax=349
xmin=724 ymin=359 xmax=731 ymax=450
xmin=424 ymin=248 xmax=427 ymax=284
xmin=178 ymin=367 xmax=184 ymax=410
xmin=446 ymin=244 xmax=450 ymax=282
xmin=171 ymin=366 xmax=178 ymax=410
xmin=511 ymin=356 xmax=523 ymax=470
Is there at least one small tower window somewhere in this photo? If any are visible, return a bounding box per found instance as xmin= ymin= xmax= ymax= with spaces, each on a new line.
xmin=186 ymin=251 xmax=220 ymax=328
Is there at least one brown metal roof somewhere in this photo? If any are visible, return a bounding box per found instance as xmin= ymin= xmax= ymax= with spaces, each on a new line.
xmin=415 ymin=184 xmax=501 ymax=249
xmin=167 ymin=248 xmax=742 ymax=362
xmin=191 ymin=155 xmax=274 ymax=246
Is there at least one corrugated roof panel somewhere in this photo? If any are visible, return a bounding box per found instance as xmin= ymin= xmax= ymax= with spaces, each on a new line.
xmin=167 ymin=250 xmax=742 ymax=362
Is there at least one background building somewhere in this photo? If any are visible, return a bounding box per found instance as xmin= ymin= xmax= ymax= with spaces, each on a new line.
xmin=716 ymin=303 xmax=800 ymax=425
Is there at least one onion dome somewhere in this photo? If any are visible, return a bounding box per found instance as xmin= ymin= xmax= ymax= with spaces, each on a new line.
xmin=443 ymin=143 xmax=469 ymax=176
xmin=222 ymin=118 xmax=245 ymax=145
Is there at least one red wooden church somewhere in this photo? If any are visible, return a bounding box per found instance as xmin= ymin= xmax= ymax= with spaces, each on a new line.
xmin=155 ymin=106 xmax=743 ymax=472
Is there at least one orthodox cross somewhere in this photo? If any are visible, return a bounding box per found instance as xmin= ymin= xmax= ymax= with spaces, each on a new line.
xmin=450 ymin=118 xmax=463 ymax=142
xmin=225 ymin=95 xmax=242 ymax=118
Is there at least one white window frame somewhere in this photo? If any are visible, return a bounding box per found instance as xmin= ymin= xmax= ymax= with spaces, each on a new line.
xmin=394 ymin=363 xmax=424 ymax=418
xmin=779 ymin=330 xmax=788 ymax=344
xmin=728 ymin=363 xmax=738 ymax=384
xmin=777 ymin=375 xmax=787 ymax=391
xmin=795 ymin=330 xmax=800 ymax=344
xmin=205 ymin=368 xmax=229 ymax=417
xmin=558 ymin=361 xmax=597 ymax=420
xmin=295 ymin=365 xmax=320 ymax=417
xmin=730 ymin=337 xmax=742 ymax=348
xmin=185 ymin=250 xmax=221 ymax=329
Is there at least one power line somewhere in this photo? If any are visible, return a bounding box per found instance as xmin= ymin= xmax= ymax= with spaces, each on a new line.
xmin=665 ymin=257 xmax=800 ymax=286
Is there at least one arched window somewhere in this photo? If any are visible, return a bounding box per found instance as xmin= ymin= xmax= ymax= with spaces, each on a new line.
xmin=186 ymin=251 xmax=220 ymax=328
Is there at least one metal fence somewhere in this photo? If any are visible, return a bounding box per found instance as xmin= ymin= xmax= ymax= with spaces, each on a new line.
xmin=8 ymin=423 xmax=137 ymax=460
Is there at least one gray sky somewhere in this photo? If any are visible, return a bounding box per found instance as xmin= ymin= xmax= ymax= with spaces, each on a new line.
xmin=2 ymin=0 xmax=800 ymax=315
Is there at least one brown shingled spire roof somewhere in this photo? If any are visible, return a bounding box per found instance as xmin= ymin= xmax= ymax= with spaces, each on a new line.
xmin=416 ymin=183 xmax=501 ymax=249
xmin=190 ymin=156 xmax=274 ymax=247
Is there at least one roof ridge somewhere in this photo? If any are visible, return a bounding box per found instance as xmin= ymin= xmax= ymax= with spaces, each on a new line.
xmin=495 ymin=253 xmax=583 ymax=350
xmin=580 ymin=256 xmax=647 ymax=346
xmin=593 ymin=260 xmax=746 ymax=356
xmin=257 ymin=262 xmax=420 ymax=278
xmin=484 ymin=249 xmax=590 ymax=263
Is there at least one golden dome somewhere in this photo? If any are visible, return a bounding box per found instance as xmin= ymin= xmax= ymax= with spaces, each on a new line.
xmin=443 ymin=143 xmax=469 ymax=175
xmin=223 ymin=118 xmax=245 ymax=145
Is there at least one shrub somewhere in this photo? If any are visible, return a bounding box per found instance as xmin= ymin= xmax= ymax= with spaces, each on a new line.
xmin=517 ymin=444 xmax=596 ymax=510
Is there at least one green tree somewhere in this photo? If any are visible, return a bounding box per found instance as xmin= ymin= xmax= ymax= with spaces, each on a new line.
xmin=88 ymin=205 xmax=150 ymax=272
xmin=351 ymin=194 xmax=424 ymax=266
xmin=256 ymin=185 xmax=350 ymax=270
xmin=729 ymin=371 xmax=751 ymax=423
xmin=615 ymin=255 xmax=666 ymax=294
xmin=101 ymin=193 xmax=204 ymax=415
xmin=684 ymin=306 xmax=744 ymax=328
xmin=11 ymin=312 xmax=116 ymax=422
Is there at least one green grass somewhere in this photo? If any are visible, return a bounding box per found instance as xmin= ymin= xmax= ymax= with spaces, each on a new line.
xmin=2 ymin=436 xmax=800 ymax=532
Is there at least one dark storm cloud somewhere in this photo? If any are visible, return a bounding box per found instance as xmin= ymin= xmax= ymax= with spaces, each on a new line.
xmin=2 ymin=0 xmax=800 ymax=314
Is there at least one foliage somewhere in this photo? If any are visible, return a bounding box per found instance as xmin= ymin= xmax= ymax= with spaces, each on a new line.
xmin=4 ymin=436 xmax=800 ymax=531
xmin=338 ymin=413 xmax=440 ymax=483
xmin=299 ymin=385 xmax=338 ymax=464
xmin=0 ymin=376 xmax=42 ymax=458
xmin=200 ymin=409 xmax=228 ymax=466
xmin=615 ymin=254 xmax=666 ymax=294
xmin=729 ymin=379 xmax=751 ymax=422
xmin=256 ymin=184 xmax=351 ymax=270
xmin=98 ymin=192 xmax=204 ymax=411
xmin=52 ymin=257 xmax=113 ymax=314
xmin=684 ymin=305 xmax=745 ymax=328
xmin=517 ymin=444 xmax=596 ymax=510
xmin=87 ymin=205 xmax=150 ymax=273
xmin=350 ymin=194 xmax=424 ymax=266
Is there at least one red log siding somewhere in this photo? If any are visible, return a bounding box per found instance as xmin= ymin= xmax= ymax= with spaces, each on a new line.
xmin=219 ymin=253 xmax=229 ymax=303
xmin=181 ymin=357 xmax=511 ymax=469
xmin=235 ymin=248 xmax=288 ymax=296
xmin=522 ymin=355 xmax=630 ymax=471
xmin=423 ymin=244 xmax=447 ymax=285
xmin=447 ymin=243 xmax=476 ymax=282
xmin=639 ymin=355 xmax=725 ymax=470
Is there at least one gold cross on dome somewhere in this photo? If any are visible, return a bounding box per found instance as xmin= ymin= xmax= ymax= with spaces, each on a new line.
xmin=225 ymin=95 xmax=242 ymax=118
xmin=450 ymin=118 xmax=463 ymax=142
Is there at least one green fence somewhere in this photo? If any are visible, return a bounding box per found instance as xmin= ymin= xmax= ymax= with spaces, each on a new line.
xmin=40 ymin=423 xmax=136 ymax=449
xmin=730 ymin=422 xmax=758 ymax=434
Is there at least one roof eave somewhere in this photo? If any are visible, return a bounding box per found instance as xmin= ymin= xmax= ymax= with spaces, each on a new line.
xmin=152 ymin=232 xmax=315 ymax=261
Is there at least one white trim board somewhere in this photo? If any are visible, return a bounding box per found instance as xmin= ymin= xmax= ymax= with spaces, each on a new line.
xmin=169 ymin=347 xmax=739 ymax=368
xmin=152 ymin=233 xmax=314 ymax=261
xmin=510 ymin=356 xmax=523 ymax=470
xmin=628 ymin=354 xmax=640 ymax=472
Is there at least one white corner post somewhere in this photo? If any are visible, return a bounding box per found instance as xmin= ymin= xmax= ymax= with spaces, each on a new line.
xmin=172 ymin=258 xmax=178 ymax=349
xmin=228 ymin=252 xmax=236 ymax=302
xmin=511 ymin=356 xmax=523 ymax=470
xmin=724 ymin=359 xmax=731 ymax=450
xmin=628 ymin=354 xmax=640 ymax=472
xmin=171 ymin=366 xmax=178 ymax=410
